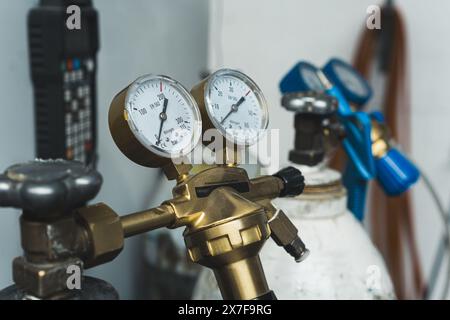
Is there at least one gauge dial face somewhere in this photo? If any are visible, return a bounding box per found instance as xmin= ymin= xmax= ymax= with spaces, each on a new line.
xmin=333 ymin=63 xmax=369 ymax=97
xmin=125 ymin=75 xmax=202 ymax=158
xmin=299 ymin=64 xmax=325 ymax=91
xmin=204 ymin=69 xmax=268 ymax=146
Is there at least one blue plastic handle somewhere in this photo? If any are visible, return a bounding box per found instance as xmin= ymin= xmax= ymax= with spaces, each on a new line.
xmin=369 ymin=111 xmax=420 ymax=196
xmin=375 ymin=149 xmax=420 ymax=196
xmin=326 ymin=86 xmax=376 ymax=181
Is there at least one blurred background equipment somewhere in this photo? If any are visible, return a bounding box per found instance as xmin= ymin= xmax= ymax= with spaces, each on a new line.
xmin=350 ymin=0 xmax=424 ymax=299
xmin=141 ymin=228 xmax=200 ymax=299
xmin=280 ymin=56 xmax=423 ymax=298
xmin=280 ymin=60 xmax=376 ymax=220
xmin=321 ymin=59 xmax=420 ymax=210
xmin=28 ymin=0 xmax=99 ymax=167
xmin=280 ymin=59 xmax=420 ymax=221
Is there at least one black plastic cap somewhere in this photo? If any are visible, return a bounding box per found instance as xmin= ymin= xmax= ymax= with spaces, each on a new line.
xmin=273 ymin=166 xmax=305 ymax=197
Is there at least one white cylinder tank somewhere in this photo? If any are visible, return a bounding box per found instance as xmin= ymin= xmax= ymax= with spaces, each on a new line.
xmin=192 ymin=164 xmax=396 ymax=300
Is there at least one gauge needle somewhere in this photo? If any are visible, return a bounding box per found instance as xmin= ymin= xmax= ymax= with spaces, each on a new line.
xmin=156 ymin=98 xmax=168 ymax=145
xmin=220 ymin=96 xmax=245 ymax=125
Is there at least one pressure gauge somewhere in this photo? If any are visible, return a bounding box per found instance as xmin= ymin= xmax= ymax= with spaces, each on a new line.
xmin=322 ymin=58 xmax=372 ymax=106
xmin=279 ymin=61 xmax=325 ymax=95
xmin=297 ymin=63 xmax=326 ymax=92
xmin=191 ymin=69 xmax=269 ymax=146
xmin=109 ymin=74 xmax=202 ymax=167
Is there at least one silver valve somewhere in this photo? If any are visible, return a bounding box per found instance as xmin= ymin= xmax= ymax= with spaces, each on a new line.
xmin=281 ymin=91 xmax=338 ymax=115
xmin=281 ymin=91 xmax=343 ymax=166
xmin=0 ymin=159 xmax=102 ymax=218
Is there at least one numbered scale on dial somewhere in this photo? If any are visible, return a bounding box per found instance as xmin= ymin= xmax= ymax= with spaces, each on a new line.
xmin=192 ymin=69 xmax=269 ymax=146
xmin=109 ymin=74 xmax=202 ymax=167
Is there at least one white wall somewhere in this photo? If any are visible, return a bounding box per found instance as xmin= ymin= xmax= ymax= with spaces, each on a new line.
xmin=0 ymin=0 xmax=209 ymax=299
xmin=207 ymin=0 xmax=450 ymax=298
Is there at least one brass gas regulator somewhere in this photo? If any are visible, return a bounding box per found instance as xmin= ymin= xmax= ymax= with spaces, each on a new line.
xmin=109 ymin=69 xmax=309 ymax=300
xmin=109 ymin=69 xmax=306 ymax=299
xmin=0 ymin=69 xmax=308 ymax=300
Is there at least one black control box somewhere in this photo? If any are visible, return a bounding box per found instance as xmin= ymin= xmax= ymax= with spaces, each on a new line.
xmin=28 ymin=0 xmax=99 ymax=166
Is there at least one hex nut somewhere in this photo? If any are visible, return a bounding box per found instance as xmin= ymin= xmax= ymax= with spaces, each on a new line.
xmin=268 ymin=210 xmax=299 ymax=246
xmin=13 ymin=256 xmax=83 ymax=298
xmin=75 ymin=203 xmax=124 ymax=267
xmin=20 ymin=216 xmax=87 ymax=262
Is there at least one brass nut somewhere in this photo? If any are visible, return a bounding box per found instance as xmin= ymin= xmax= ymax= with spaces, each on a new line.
xmin=184 ymin=212 xmax=270 ymax=268
xmin=75 ymin=203 xmax=124 ymax=267
xmin=371 ymin=119 xmax=390 ymax=158
xmin=162 ymin=162 xmax=192 ymax=181
xmin=20 ymin=216 xmax=86 ymax=262
xmin=268 ymin=210 xmax=298 ymax=246
xmin=13 ymin=256 xmax=82 ymax=298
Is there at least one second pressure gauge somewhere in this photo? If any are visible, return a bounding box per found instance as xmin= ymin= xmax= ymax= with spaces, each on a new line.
xmin=191 ymin=69 xmax=269 ymax=146
xmin=322 ymin=58 xmax=372 ymax=106
xmin=279 ymin=61 xmax=325 ymax=95
xmin=109 ymin=74 xmax=202 ymax=167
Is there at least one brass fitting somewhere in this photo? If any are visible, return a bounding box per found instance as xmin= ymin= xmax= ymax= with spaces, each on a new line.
xmin=75 ymin=203 xmax=124 ymax=268
xmin=2 ymin=158 xmax=306 ymax=300
xmin=12 ymin=203 xmax=125 ymax=297
xmin=20 ymin=214 xmax=89 ymax=264
xmin=0 ymin=160 xmax=127 ymax=299
xmin=268 ymin=210 xmax=309 ymax=262
xmin=114 ymin=165 xmax=305 ymax=300
xmin=121 ymin=204 xmax=176 ymax=238
xmin=13 ymin=256 xmax=83 ymax=299
xmin=162 ymin=162 xmax=193 ymax=181
xmin=371 ymin=119 xmax=390 ymax=158
xmin=183 ymin=191 xmax=271 ymax=300
xmin=15 ymin=214 xmax=89 ymax=298
xmin=9 ymin=162 xmax=304 ymax=300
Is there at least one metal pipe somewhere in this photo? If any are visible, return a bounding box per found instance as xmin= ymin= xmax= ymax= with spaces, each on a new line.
xmin=248 ymin=176 xmax=283 ymax=201
xmin=121 ymin=205 xmax=175 ymax=238
xmin=213 ymin=255 xmax=271 ymax=300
